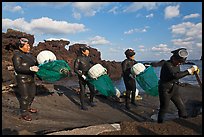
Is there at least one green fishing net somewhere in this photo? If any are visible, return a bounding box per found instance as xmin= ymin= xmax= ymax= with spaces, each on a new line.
xmin=136 ymin=66 xmax=159 ymax=96
xmin=36 ymin=60 xmax=71 ymax=82
xmin=87 ymin=74 xmax=116 ymax=96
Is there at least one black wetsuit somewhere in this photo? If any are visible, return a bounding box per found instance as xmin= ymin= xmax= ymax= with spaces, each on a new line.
xmin=158 ymin=60 xmax=190 ymax=123
xmin=12 ymin=50 xmax=38 ymax=115
xmin=74 ymin=54 xmax=96 ymax=109
xmin=121 ymin=58 xmax=138 ymax=108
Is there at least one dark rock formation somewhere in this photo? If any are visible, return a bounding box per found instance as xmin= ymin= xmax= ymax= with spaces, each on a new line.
xmin=101 ymin=60 xmax=122 ymax=80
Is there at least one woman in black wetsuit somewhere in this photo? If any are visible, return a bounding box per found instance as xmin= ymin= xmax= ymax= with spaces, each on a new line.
xmin=12 ymin=38 xmax=39 ymax=121
xmin=74 ymin=46 xmax=96 ymax=110
xmin=121 ymin=48 xmax=138 ymax=110
xmin=158 ymin=48 xmax=198 ymax=123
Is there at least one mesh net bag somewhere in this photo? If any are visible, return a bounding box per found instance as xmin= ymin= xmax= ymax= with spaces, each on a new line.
xmin=36 ymin=60 xmax=71 ymax=82
xmin=87 ymin=74 xmax=116 ymax=96
xmin=136 ymin=66 xmax=159 ymax=96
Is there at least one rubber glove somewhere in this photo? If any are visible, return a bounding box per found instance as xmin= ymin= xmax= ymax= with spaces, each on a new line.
xmin=187 ymin=65 xmax=198 ymax=75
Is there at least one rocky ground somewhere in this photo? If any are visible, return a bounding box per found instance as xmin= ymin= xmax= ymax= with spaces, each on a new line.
xmin=2 ymin=77 xmax=202 ymax=135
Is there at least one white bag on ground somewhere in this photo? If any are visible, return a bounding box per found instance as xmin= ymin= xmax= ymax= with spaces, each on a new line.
xmin=131 ymin=63 xmax=146 ymax=76
xmin=37 ymin=50 xmax=57 ymax=64
xmin=88 ymin=64 xmax=107 ymax=79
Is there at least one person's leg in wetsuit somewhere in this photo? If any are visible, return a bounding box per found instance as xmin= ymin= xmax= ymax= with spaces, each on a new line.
xmin=17 ymin=83 xmax=30 ymax=115
xmin=17 ymin=80 xmax=36 ymax=121
xmin=124 ymin=78 xmax=130 ymax=109
xmin=79 ymin=78 xmax=88 ymax=110
xmin=157 ymin=85 xmax=172 ymax=123
xmin=124 ymin=78 xmax=137 ymax=110
xmin=87 ymin=82 xmax=96 ymax=107
xmin=171 ymin=85 xmax=187 ymax=118
xmin=130 ymin=79 xmax=137 ymax=106
xmin=27 ymin=82 xmax=38 ymax=113
xmin=125 ymin=90 xmax=131 ymax=109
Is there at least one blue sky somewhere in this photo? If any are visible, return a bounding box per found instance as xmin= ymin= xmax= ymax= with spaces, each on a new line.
xmin=2 ymin=2 xmax=202 ymax=61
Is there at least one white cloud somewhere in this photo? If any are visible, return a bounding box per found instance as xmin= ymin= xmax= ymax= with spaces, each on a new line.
xmin=142 ymin=29 xmax=147 ymax=32
xmin=109 ymin=47 xmax=121 ymax=53
xmin=108 ymin=6 xmax=119 ymax=14
xmin=152 ymin=44 xmax=171 ymax=52
xmin=183 ymin=13 xmax=200 ymax=20
xmin=164 ymin=5 xmax=180 ymax=19
xmin=171 ymin=22 xmax=202 ymax=39
xmin=2 ymin=18 xmax=30 ymax=32
xmin=88 ymin=36 xmax=110 ymax=45
xmin=72 ymin=2 xmax=109 ymax=17
xmin=146 ymin=13 xmax=154 ymax=18
xmin=196 ymin=43 xmax=202 ymax=48
xmin=2 ymin=17 xmax=87 ymax=35
xmin=3 ymin=3 xmax=23 ymax=13
xmin=123 ymin=2 xmax=159 ymax=12
xmin=124 ymin=26 xmax=149 ymax=35
xmin=72 ymin=12 xmax=81 ymax=20
xmin=171 ymin=22 xmax=202 ymax=50
xmin=46 ymin=38 xmax=70 ymax=41
xmin=139 ymin=45 xmax=145 ymax=48
xmin=186 ymin=23 xmax=202 ymax=38
xmin=138 ymin=45 xmax=146 ymax=52
xmin=27 ymin=2 xmax=70 ymax=8
xmin=171 ymin=38 xmax=193 ymax=46
xmin=124 ymin=29 xmax=134 ymax=35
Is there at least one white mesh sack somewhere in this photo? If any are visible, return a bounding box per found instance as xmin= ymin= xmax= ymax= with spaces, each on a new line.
xmin=88 ymin=64 xmax=107 ymax=79
xmin=37 ymin=50 xmax=57 ymax=64
xmin=131 ymin=63 xmax=146 ymax=76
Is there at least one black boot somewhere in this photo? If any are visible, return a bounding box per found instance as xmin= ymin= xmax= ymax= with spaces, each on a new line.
xmin=80 ymin=100 xmax=88 ymax=110
xmin=81 ymin=105 xmax=88 ymax=111
xmin=178 ymin=110 xmax=188 ymax=119
xmin=20 ymin=110 xmax=32 ymax=121
xmin=125 ymin=91 xmax=131 ymax=110
xmin=157 ymin=111 xmax=165 ymax=123
xmin=125 ymin=103 xmax=130 ymax=110
xmin=125 ymin=98 xmax=130 ymax=110
xmin=89 ymin=101 xmax=96 ymax=107
xmin=157 ymin=118 xmax=163 ymax=123
xmin=131 ymin=91 xmax=137 ymax=106
xmin=131 ymin=100 xmax=137 ymax=106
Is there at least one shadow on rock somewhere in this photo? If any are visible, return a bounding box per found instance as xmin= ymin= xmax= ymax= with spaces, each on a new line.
xmin=36 ymin=84 xmax=54 ymax=96
xmin=185 ymin=99 xmax=202 ymax=117
xmin=172 ymin=118 xmax=202 ymax=134
xmin=54 ymin=84 xmax=81 ymax=108
xmin=96 ymin=95 xmax=148 ymax=122
xmin=2 ymin=128 xmax=19 ymax=135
